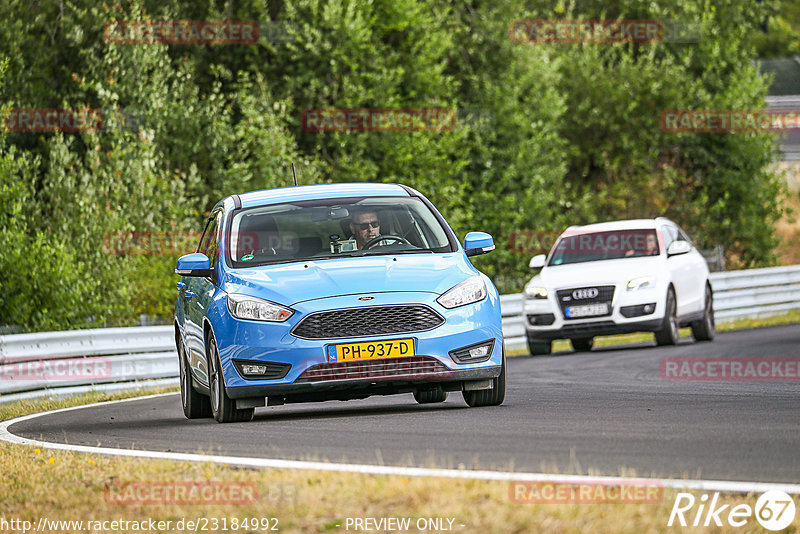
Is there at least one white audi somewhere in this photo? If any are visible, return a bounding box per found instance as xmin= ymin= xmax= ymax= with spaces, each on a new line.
xmin=523 ymin=218 xmax=715 ymax=355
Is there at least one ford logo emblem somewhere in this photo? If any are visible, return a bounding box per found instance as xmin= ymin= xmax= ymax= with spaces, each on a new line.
xmin=357 ymin=296 xmax=375 ymax=301
xmin=572 ymin=288 xmax=599 ymax=300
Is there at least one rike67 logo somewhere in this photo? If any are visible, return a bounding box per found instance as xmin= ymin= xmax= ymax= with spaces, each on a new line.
xmin=668 ymin=490 xmax=796 ymax=531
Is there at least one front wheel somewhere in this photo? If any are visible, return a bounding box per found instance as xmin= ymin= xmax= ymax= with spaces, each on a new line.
xmin=413 ymin=388 xmax=448 ymax=404
xmin=654 ymin=288 xmax=680 ymax=346
xmin=527 ymin=339 xmax=552 ymax=356
xmin=463 ymin=345 xmax=506 ymax=407
xmin=571 ymin=338 xmax=594 ymax=352
xmin=208 ymin=334 xmax=254 ymax=423
xmin=691 ymin=285 xmax=716 ymax=342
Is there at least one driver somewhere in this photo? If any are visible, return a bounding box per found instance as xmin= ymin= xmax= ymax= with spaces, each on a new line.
xmin=349 ymin=209 xmax=381 ymax=250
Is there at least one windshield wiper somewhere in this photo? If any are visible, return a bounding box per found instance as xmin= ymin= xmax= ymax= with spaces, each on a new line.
xmin=358 ymin=249 xmax=435 ymax=256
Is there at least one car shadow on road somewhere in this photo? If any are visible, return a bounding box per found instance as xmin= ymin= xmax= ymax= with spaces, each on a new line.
xmin=251 ymin=399 xmax=468 ymax=422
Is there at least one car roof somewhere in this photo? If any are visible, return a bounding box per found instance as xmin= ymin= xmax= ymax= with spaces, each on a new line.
xmin=563 ymin=218 xmax=676 ymax=234
xmin=234 ymin=183 xmax=411 ymax=209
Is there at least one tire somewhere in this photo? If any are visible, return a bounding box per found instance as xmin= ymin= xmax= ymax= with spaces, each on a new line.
xmin=527 ymin=338 xmax=552 ymax=356
xmin=571 ymin=338 xmax=594 ymax=352
xmin=691 ymin=284 xmax=716 ymax=342
xmin=207 ymin=333 xmax=254 ymax=423
xmin=654 ymin=287 xmax=680 ymax=346
xmin=178 ymin=336 xmax=212 ymax=419
xmin=413 ymin=388 xmax=448 ymax=404
xmin=463 ymin=345 xmax=506 ymax=407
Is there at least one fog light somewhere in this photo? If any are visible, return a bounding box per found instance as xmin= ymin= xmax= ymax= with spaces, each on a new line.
xmin=469 ymin=345 xmax=490 ymax=359
xmin=620 ymin=303 xmax=657 ymax=318
xmin=233 ymin=359 xmax=292 ymax=379
xmin=449 ymin=340 xmax=495 ymax=364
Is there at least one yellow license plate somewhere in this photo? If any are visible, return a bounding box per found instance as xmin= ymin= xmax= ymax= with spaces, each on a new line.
xmin=331 ymin=338 xmax=415 ymax=362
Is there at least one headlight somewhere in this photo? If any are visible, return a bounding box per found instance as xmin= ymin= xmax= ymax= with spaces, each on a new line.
xmin=627 ymin=276 xmax=655 ymax=291
xmin=227 ymin=294 xmax=294 ymax=322
xmin=437 ymin=276 xmax=487 ymax=309
xmin=524 ymin=286 xmax=548 ymax=299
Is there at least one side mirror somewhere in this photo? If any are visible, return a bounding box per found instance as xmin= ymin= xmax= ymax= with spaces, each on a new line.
xmin=529 ymin=254 xmax=546 ymax=269
xmin=667 ymin=241 xmax=691 ymax=257
xmin=176 ymin=253 xmax=213 ymax=277
xmin=464 ymin=231 xmax=495 ymax=257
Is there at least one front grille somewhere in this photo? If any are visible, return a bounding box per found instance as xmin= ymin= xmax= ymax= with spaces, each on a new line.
xmin=556 ymin=285 xmax=615 ymax=320
xmin=291 ymin=305 xmax=444 ymax=339
xmin=296 ymin=356 xmax=451 ymax=382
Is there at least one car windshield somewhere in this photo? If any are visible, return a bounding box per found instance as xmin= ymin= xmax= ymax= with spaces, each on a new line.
xmin=227 ymin=196 xmax=452 ymax=267
xmin=548 ymin=229 xmax=660 ymax=266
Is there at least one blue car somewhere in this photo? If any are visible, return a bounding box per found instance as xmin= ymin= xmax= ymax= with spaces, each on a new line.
xmin=174 ymin=183 xmax=505 ymax=422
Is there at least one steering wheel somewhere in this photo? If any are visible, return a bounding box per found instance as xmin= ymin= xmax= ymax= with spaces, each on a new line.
xmin=363 ymin=234 xmax=410 ymax=250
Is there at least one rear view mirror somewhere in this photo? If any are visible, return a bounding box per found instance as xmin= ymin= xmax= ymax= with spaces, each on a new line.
xmin=529 ymin=254 xmax=546 ymax=269
xmin=464 ymin=231 xmax=495 ymax=257
xmin=175 ymin=253 xmax=213 ymax=277
xmin=312 ymin=206 xmax=350 ymax=221
xmin=667 ymin=241 xmax=691 ymax=257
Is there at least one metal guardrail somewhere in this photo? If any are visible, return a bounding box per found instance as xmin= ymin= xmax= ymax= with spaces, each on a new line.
xmin=0 ymin=326 xmax=178 ymax=403
xmin=1 ymin=265 xmax=798 ymax=402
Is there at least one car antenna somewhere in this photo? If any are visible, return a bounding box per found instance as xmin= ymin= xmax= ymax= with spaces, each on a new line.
xmin=291 ymin=162 xmax=298 ymax=186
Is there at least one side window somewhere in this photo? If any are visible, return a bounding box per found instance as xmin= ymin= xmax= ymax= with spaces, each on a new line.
xmin=677 ymin=227 xmax=692 ymax=245
xmin=197 ymin=212 xmax=221 ymax=263
xmin=660 ymin=225 xmax=677 ymax=250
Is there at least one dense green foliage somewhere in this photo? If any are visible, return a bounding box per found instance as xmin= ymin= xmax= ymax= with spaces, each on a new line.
xmin=0 ymin=0 xmax=788 ymax=331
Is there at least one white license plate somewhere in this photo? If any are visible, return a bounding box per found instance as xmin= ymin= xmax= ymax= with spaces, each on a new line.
xmin=565 ymin=303 xmax=608 ymax=318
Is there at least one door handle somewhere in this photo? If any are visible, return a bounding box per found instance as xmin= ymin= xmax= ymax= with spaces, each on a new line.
xmin=185 ymin=290 xmax=194 ymax=300
xmin=176 ymin=281 xmax=186 ymax=290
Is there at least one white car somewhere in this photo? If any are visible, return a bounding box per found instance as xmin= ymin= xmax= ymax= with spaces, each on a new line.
xmin=523 ymin=218 xmax=715 ymax=355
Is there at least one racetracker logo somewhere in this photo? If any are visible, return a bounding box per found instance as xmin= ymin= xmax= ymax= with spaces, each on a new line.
xmin=103 ymin=20 xmax=259 ymax=44
xmin=509 ymin=19 xmax=664 ymax=43
xmin=509 ymin=480 xmax=663 ymax=504
xmin=661 ymin=109 xmax=800 ymax=133
xmin=300 ymin=108 xmax=456 ymax=132
xmin=0 ymin=358 xmax=112 ymax=380
xmin=508 ymin=230 xmax=562 ymax=255
xmin=661 ymin=358 xmax=800 ymax=381
xmin=104 ymin=482 xmax=258 ymax=506
xmin=1 ymin=109 xmax=103 ymax=132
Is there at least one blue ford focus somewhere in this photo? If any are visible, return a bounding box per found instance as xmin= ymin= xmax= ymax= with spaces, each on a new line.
xmin=174 ymin=183 xmax=505 ymax=422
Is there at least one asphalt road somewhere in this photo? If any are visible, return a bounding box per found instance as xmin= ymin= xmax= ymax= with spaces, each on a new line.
xmin=10 ymin=325 xmax=800 ymax=483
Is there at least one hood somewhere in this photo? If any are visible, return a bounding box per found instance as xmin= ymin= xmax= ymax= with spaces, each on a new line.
xmin=531 ymin=256 xmax=664 ymax=289
xmin=221 ymin=253 xmax=475 ymax=306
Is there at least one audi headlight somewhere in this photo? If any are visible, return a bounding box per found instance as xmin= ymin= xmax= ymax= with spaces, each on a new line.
xmin=227 ymin=294 xmax=294 ymax=322
xmin=627 ymin=276 xmax=655 ymax=291
xmin=525 ymin=286 xmax=548 ymax=299
xmin=437 ymin=276 xmax=488 ymax=309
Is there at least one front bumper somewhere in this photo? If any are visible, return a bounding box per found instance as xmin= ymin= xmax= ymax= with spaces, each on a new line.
xmin=523 ymin=282 xmax=665 ymax=340
xmin=226 ymin=361 xmax=501 ymax=400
